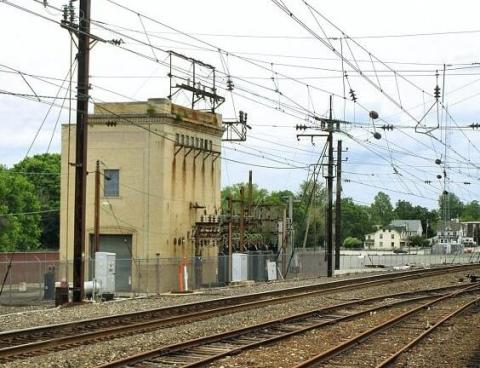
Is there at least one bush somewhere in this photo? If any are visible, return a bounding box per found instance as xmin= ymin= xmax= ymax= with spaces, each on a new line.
xmin=343 ymin=237 xmax=363 ymax=249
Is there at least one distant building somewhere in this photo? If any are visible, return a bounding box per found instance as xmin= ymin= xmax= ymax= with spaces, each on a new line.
xmin=365 ymin=226 xmax=407 ymax=250
xmin=461 ymin=221 xmax=480 ymax=245
xmin=389 ymin=219 xmax=423 ymax=237
xmin=59 ymin=98 xmax=223 ymax=291
xmin=436 ymin=220 xmax=462 ymax=244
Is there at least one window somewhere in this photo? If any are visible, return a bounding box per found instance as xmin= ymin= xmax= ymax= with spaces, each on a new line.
xmin=104 ymin=169 xmax=119 ymax=197
xmin=379 ymin=241 xmax=383 ymax=247
xmin=175 ymin=133 xmax=179 ymax=143
xmin=379 ymin=233 xmax=383 ymax=239
xmin=391 ymin=242 xmax=395 ymax=247
xmin=391 ymin=234 xmax=395 ymax=239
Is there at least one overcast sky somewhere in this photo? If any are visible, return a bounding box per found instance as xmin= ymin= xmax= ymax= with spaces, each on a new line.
xmin=2 ymin=0 xmax=480 ymax=209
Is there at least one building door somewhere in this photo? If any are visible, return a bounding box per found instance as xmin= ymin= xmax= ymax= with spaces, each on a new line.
xmin=90 ymin=234 xmax=132 ymax=291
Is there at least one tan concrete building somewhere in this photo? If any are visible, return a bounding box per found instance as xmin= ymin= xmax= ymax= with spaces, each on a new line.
xmin=59 ymin=98 xmax=223 ymax=291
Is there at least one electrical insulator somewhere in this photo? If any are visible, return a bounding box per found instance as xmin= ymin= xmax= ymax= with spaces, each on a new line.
xmin=62 ymin=5 xmax=68 ymax=24
xmin=68 ymin=0 xmax=75 ymax=24
xmin=349 ymin=89 xmax=357 ymax=103
xmin=227 ymin=77 xmax=234 ymax=91
xmin=380 ymin=124 xmax=394 ymax=131
xmin=296 ymin=124 xmax=307 ymax=131
xmin=470 ymin=123 xmax=480 ymax=129
xmin=434 ymin=85 xmax=441 ymax=100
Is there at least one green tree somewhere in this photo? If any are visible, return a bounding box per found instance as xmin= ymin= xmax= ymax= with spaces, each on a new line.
xmin=294 ymin=181 xmax=326 ymax=248
xmin=393 ymin=200 xmax=437 ymax=238
xmin=13 ymin=154 xmax=60 ymax=248
xmin=343 ymin=236 xmax=363 ymax=248
xmin=370 ymin=192 xmax=393 ymax=226
xmin=409 ymin=235 xmax=430 ymax=247
xmin=341 ymin=198 xmax=374 ymax=242
xmin=221 ymin=183 xmax=269 ymax=209
xmin=393 ymin=200 xmax=415 ymax=219
xmin=0 ymin=166 xmax=41 ymax=251
xmin=461 ymin=200 xmax=480 ymax=221
xmin=438 ymin=192 xmax=464 ymax=220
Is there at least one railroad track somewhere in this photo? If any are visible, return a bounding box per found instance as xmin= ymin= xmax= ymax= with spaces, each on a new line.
xmin=0 ymin=264 xmax=477 ymax=363
xmin=294 ymin=284 xmax=480 ymax=368
xmin=95 ymin=283 xmax=479 ymax=368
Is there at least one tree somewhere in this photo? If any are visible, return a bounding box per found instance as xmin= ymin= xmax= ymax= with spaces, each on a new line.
xmin=409 ymin=235 xmax=430 ymax=247
xmin=461 ymin=200 xmax=480 ymax=221
xmin=294 ymin=181 xmax=326 ymax=248
xmin=13 ymin=154 xmax=60 ymax=248
xmin=370 ymin=192 xmax=393 ymax=226
xmin=438 ymin=192 xmax=464 ymax=220
xmin=341 ymin=198 xmax=374 ymax=242
xmin=343 ymin=236 xmax=363 ymax=249
xmin=393 ymin=200 xmax=438 ymax=238
xmin=0 ymin=166 xmax=41 ymax=251
xmin=393 ymin=200 xmax=415 ymax=219
xmin=221 ymin=183 xmax=269 ymax=209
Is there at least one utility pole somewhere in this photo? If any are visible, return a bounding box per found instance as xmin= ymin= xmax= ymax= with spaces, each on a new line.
xmin=248 ymin=170 xmax=253 ymax=215
xmin=72 ymin=0 xmax=91 ymax=303
xmin=228 ymin=196 xmax=233 ymax=283
xmin=239 ymin=187 xmax=245 ymax=252
xmin=326 ymin=96 xmax=334 ymax=277
xmin=94 ymin=160 xmax=100 ymax=254
xmin=335 ymin=140 xmax=342 ymax=270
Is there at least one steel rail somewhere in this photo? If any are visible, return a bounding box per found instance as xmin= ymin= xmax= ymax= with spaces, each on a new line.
xmin=293 ymin=283 xmax=480 ymax=368
xmin=375 ymin=295 xmax=480 ymax=367
xmin=95 ymin=283 xmax=476 ymax=368
xmin=0 ymin=264 xmax=477 ymax=362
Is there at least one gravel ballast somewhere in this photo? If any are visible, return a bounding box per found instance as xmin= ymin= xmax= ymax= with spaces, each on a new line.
xmin=2 ymin=268 xmax=477 ymax=368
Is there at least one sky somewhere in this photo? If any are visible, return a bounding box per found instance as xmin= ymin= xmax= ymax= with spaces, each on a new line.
xmin=2 ymin=0 xmax=480 ymax=210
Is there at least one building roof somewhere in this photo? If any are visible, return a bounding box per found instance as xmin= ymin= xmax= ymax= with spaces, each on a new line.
xmin=437 ymin=220 xmax=462 ymax=232
xmin=390 ymin=220 xmax=422 ymax=233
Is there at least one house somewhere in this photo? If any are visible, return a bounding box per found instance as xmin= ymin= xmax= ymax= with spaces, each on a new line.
xmin=59 ymin=98 xmax=223 ymax=292
xmin=460 ymin=221 xmax=480 ymax=245
xmin=389 ymin=220 xmax=423 ymax=237
xmin=365 ymin=226 xmax=407 ymax=250
xmin=436 ymin=220 xmax=462 ymax=244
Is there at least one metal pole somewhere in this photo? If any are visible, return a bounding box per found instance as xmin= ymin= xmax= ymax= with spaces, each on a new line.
xmin=239 ymin=187 xmax=245 ymax=252
xmin=326 ymin=96 xmax=334 ymax=277
xmin=335 ymin=140 xmax=342 ymax=270
xmin=73 ymin=0 xmax=91 ymax=303
xmin=228 ymin=196 xmax=233 ymax=283
xmin=248 ymin=170 xmax=253 ymax=215
xmin=288 ymin=195 xmax=293 ymax=254
xmin=94 ymin=160 xmax=100 ymax=254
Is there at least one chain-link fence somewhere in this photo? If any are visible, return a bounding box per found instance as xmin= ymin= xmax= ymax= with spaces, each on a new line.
xmin=1 ymin=249 xmax=478 ymax=305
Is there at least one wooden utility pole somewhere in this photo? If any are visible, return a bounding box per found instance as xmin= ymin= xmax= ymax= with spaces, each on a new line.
xmin=326 ymin=95 xmax=334 ymax=277
xmin=94 ymin=160 xmax=100 ymax=253
xmin=335 ymin=140 xmax=342 ymax=270
xmin=72 ymin=0 xmax=91 ymax=302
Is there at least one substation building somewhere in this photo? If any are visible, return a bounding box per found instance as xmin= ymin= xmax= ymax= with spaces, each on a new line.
xmin=59 ymin=98 xmax=223 ymax=292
